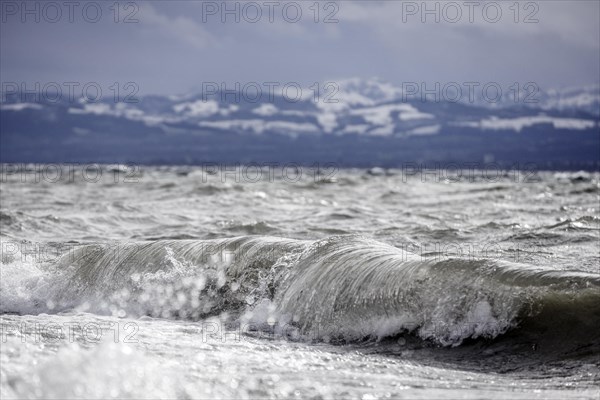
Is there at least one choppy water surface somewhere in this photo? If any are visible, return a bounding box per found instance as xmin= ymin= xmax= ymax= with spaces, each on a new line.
xmin=1 ymin=165 xmax=599 ymax=399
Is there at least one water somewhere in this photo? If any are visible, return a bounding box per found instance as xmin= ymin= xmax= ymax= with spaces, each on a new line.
xmin=1 ymin=165 xmax=599 ymax=399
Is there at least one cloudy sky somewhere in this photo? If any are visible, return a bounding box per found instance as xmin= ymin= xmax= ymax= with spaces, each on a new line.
xmin=1 ymin=0 xmax=598 ymax=95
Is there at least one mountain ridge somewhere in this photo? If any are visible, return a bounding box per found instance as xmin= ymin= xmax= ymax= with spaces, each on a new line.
xmin=1 ymin=79 xmax=598 ymax=169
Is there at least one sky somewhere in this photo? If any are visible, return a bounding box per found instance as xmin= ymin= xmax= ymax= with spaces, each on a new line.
xmin=1 ymin=0 xmax=599 ymax=96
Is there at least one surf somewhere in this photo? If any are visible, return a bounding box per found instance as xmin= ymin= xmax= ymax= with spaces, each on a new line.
xmin=2 ymin=235 xmax=598 ymax=351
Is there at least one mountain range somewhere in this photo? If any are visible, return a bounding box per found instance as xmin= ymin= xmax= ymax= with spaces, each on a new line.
xmin=1 ymin=78 xmax=598 ymax=169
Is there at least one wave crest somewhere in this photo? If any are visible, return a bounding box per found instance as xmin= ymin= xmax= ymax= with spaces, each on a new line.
xmin=1 ymin=235 xmax=598 ymax=347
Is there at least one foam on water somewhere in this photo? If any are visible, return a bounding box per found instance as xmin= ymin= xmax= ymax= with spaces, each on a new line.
xmin=3 ymin=341 xmax=184 ymax=400
xmin=1 ymin=167 xmax=599 ymax=398
xmin=2 ymin=235 xmax=598 ymax=348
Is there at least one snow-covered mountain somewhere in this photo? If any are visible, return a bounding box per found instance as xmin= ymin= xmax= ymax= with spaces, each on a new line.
xmin=332 ymin=78 xmax=600 ymax=116
xmin=1 ymin=79 xmax=598 ymax=168
xmin=538 ymin=85 xmax=600 ymax=116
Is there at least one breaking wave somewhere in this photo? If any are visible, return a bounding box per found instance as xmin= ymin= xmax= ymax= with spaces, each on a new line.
xmin=2 ymin=235 xmax=599 ymax=348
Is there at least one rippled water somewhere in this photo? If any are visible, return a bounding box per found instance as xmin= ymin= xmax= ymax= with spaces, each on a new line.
xmin=1 ymin=165 xmax=599 ymax=399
